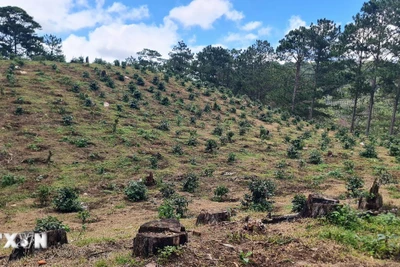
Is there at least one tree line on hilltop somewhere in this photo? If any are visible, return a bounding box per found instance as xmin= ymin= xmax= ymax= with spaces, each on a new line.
xmin=1 ymin=0 xmax=399 ymax=135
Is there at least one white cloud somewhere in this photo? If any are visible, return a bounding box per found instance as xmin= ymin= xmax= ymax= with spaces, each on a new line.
xmin=286 ymin=15 xmax=306 ymax=33
xmin=241 ymin=21 xmax=262 ymax=31
xmin=258 ymin=27 xmax=272 ymax=36
xmin=1 ymin=0 xmax=149 ymax=33
xmin=168 ymin=0 xmax=243 ymax=29
xmin=63 ymin=20 xmax=179 ymax=62
xmin=224 ymin=32 xmax=258 ymax=43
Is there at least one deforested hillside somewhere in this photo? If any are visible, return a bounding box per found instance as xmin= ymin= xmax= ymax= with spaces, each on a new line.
xmin=0 ymin=60 xmax=400 ymax=266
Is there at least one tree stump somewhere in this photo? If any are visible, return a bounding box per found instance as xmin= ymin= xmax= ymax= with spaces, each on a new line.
xmin=358 ymin=179 xmax=383 ymax=211
xmin=300 ymin=194 xmax=341 ymax=218
xmin=144 ymin=172 xmax=156 ymax=186
xmin=9 ymin=230 xmax=68 ymax=261
xmin=133 ymin=219 xmax=187 ymax=257
xmin=195 ymin=210 xmax=231 ymax=225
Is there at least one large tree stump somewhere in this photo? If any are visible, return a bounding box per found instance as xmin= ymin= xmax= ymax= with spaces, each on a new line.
xmin=358 ymin=179 xmax=383 ymax=211
xmin=262 ymin=214 xmax=301 ymax=224
xmin=195 ymin=210 xmax=231 ymax=225
xmin=133 ymin=219 xmax=187 ymax=257
xmin=300 ymin=194 xmax=341 ymax=218
xmin=9 ymin=230 xmax=68 ymax=261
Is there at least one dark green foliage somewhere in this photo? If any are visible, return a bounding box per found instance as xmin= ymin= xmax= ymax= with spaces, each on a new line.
xmin=152 ymin=76 xmax=159 ymax=85
xmin=213 ymin=102 xmax=221 ymax=111
xmin=84 ymin=98 xmax=93 ymax=107
xmin=187 ymin=134 xmax=198 ymax=146
xmin=89 ymin=81 xmax=99 ymax=91
xmin=182 ymin=173 xmax=199 ymax=193
xmin=260 ymin=126 xmax=269 ymax=140
xmin=35 ymin=216 xmax=70 ymax=232
xmin=227 ymin=152 xmax=236 ymax=163
xmin=149 ymin=156 xmax=158 ymax=169
xmin=122 ymin=93 xmax=129 ymax=102
xmin=128 ymin=81 xmax=136 ymax=92
xmin=132 ymin=89 xmax=142 ymax=100
xmin=53 ymin=187 xmax=82 ymax=212
xmin=326 ymin=205 xmax=359 ymax=230
xmin=360 ymin=144 xmax=378 ymax=158
xmin=291 ymin=194 xmax=307 ymax=212
xmin=62 ymin=115 xmax=73 ymax=125
xmin=125 ymin=181 xmax=147 ymax=202
xmin=227 ymin=131 xmax=234 ymax=143
xmin=389 ymin=145 xmax=400 ymax=157
xmin=158 ymin=195 xmax=189 ymax=219
xmin=158 ymin=82 xmax=166 ymax=91
xmin=114 ymin=60 xmax=120 ymax=66
xmin=287 ymin=145 xmax=300 ymax=159
xmin=308 ymin=149 xmax=323 ymax=164
xmin=36 ymin=185 xmax=52 ymax=207
xmin=346 ymin=176 xmax=364 ymax=198
xmin=118 ymin=74 xmax=124 ymax=81
xmin=205 ymin=139 xmax=218 ymax=153
xmin=1 ymin=174 xmax=25 ymax=187
xmin=343 ymin=160 xmax=355 ymax=172
xmin=212 ymin=125 xmax=223 ymax=136
xmin=160 ymin=183 xmax=175 ymax=198
xmin=242 ymin=178 xmax=276 ymax=212
xmin=136 ymin=76 xmax=145 ymax=86
xmin=172 ymin=144 xmax=183 ymax=155
xmin=15 ymin=106 xmax=24 ymax=115
xmin=188 ymin=93 xmax=195 ymax=100
xmin=130 ymin=100 xmax=140 ymax=109
xmin=213 ymin=185 xmax=229 ymax=202
xmin=161 ymin=96 xmax=170 ymax=106
xmin=290 ymin=138 xmax=304 ymax=150
xmin=158 ymin=120 xmax=170 ymax=131
xmin=204 ymin=103 xmax=211 ymax=112
xmin=203 ymin=168 xmax=214 ymax=177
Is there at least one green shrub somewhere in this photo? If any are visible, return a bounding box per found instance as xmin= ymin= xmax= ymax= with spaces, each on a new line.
xmin=1 ymin=174 xmax=25 ymax=187
xmin=343 ymin=160 xmax=355 ymax=172
xmin=227 ymin=153 xmax=236 ymax=163
xmin=182 ymin=173 xmax=198 ymax=193
xmin=212 ymin=125 xmax=223 ymax=136
xmin=205 ymin=139 xmax=218 ymax=153
xmin=389 ymin=145 xmax=400 ymax=157
xmin=287 ymin=145 xmax=299 ymax=159
xmin=35 ymin=216 xmax=70 ymax=232
xmin=15 ymin=106 xmax=24 ymax=115
xmin=360 ymin=144 xmax=378 ymax=158
xmin=227 ymin=131 xmax=234 ymax=143
xmin=136 ymin=77 xmax=145 ymax=86
xmin=160 ymin=183 xmax=175 ymax=198
xmin=172 ymin=144 xmax=183 ymax=155
xmin=213 ymin=185 xmax=229 ymax=202
xmin=290 ymin=138 xmax=304 ymax=150
xmin=53 ymin=187 xmax=82 ymax=212
xmin=308 ymin=149 xmax=323 ymax=164
xmin=260 ymin=126 xmax=269 ymax=140
xmin=326 ymin=205 xmax=360 ymax=230
xmin=149 ymin=156 xmax=158 ymax=169
xmin=125 ymin=181 xmax=147 ymax=202
xmin=89 ymin=81 xmax=99 ymax=91
xmin=291 ymin=194 xmax=307 ymax=212
xmin=161 ymin=97 xmax=170 ymax=106
xmin=36 ymin=185 xmax=52 ymax=207
xmin=158 ymin=120 xmax=170 ymax=131
xmin=62 ymin=115 xmax=73 ymax=125
xmin=203 ymin=168 xmax=214 ymax=177
xmin=242 ymin=178 xmax=276 ymax=212
xmin=346 ymin=176 xmax=364 ymax=198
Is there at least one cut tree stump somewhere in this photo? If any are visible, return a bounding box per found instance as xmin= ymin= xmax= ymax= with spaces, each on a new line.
xmin=358 ymin=178 xmax=383 ymax=211
xmin=132 ymin=219 xmax=187 ymax=257
xmin=300 ymin=194 xmax=341 ymax=218
xmin=9 ymin=230 xmax=68 ymax=261
xmin=144 ymin=172 xmax=156 ymax=186
xmin=195 ymin=210 xmax=231 ymax=225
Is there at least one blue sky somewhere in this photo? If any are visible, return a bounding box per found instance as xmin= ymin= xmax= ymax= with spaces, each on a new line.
xmin=5 ymin=0 xmax=366 ymax=61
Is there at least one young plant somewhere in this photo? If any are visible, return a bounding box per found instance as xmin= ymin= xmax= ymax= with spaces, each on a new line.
xmin=53 ymin=187 xmax=82 ymax=212
xmin=124 ymin=181 xmax=147 ymax=202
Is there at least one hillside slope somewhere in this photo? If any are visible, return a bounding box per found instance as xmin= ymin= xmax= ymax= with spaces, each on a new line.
xmin=0 ymin=60 xmax=400 ymax=266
